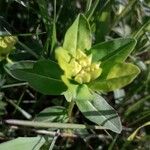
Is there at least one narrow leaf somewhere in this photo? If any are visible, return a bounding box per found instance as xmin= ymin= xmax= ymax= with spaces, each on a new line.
xmin=76 ymin=85 xmax=122 ymax=133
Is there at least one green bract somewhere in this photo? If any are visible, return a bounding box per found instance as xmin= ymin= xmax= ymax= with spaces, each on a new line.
xmin=8 ymin=14 xmax=140 ymax=133
xmin=0 ymin=36 xmax=17 ymax=61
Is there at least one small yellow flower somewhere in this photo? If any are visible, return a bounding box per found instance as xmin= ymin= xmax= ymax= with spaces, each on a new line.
xmin=69 ymin=49 xmax=102 ymax=84
xmin=0 ymin=36 xmax=17 ymax=60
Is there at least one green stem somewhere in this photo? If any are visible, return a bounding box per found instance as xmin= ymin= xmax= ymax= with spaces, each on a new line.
xmin=68 ymin=100 xmax=75 ymax=122
xmin=13 ymin=89 xmax=26 ymax=115
xmin=132 ymin=19 xmax=150 ymax=39
xmin=86 ymin=0 xmax=100 ymax=20
xmin=4 ymin=119 xmax=106 ymax=130
xmin=1 ymin=82 xmax=28 ymax=89
xmin=49 ymin=0 xmax=57 ymax=56
xmin=5 ymin=99 xmax=32 ymax=119
xmin=17 ymin=40 xmax=39 ymax=59
xmin=49 ymin=130 xmax=60 ymax=150
xmin=85 ymin=0 xmax=92 ymax=13
xmin=6 ymin=56 xmax=14 ymax=65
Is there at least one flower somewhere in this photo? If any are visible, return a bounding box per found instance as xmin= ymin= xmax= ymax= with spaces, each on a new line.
xmin=55 ymin=48 xmax=102 ymax=84
xmin=0 ymin=36 xmax=17 ymax=60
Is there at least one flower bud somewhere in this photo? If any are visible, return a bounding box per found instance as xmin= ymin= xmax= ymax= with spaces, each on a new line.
xmin=70 ymin=58 xmax=82 ymax=76
xmin=79 ymin=58 xmax=87 ymax=67
xmin=81 ymin=72 xmax=91 ymax=83
xmin=90 ymin=68 xmax=102 ymax=80
xmin=74 ymin=75 xmax=83 ymax=84
xmin=0 ymin=36 xmax=17 ymax=61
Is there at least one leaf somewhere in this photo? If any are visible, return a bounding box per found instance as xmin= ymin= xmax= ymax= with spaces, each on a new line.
xmin=0 ymin=136 xmax=45 ymax=150
xmin=76 ymin=85 xmax=122 ymax=133
xmin=9 ymin=59 xmax=67 ymax=95
xmin=35 ymin=106 xmax=68 ymax=123
xmin=33 ymin=59 xmax=63 ymax=79
xmin=89 ymin=63 xmax=140 ymax=92
xmin=5 ymin=60 xmax=35 ymax=79
xmin=89 ymin=38 xmax=136 ymax=63
xmin=63 ymin=14 xmax=91 ymax=56
xmin=100 ymin=39 xmax=137 ymax=78
xmin=127 ymin=122 xmax=150 ymax=141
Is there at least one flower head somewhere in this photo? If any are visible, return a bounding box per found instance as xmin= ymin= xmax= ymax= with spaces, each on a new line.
xmin=0 ymin=36 xmax=17 ymax=60
xmin=55 ymin=48 xmax=102 ymax=84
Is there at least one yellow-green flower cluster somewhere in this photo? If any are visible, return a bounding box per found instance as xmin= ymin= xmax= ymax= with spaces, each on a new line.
xmin=0 ymin=36 xmax=17 ymax=60
xmin=69 ymin=49 xmax=102 ymax=84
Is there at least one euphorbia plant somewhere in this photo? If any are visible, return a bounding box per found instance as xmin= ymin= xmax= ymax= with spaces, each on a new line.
xmin=8 ymin=14 xmax=140 ymax=133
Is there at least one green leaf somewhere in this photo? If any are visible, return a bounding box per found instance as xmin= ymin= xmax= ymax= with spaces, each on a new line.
xmin=89 ymin=63 xmax=140 ymax=92
xmin=9 ymin=59 xmax=67 ymax=95
xmin=89 ymin=38 xmax=136 ymax=63
xmin=76 ymin=85 xmax=122 ymax=133
xmin=63 ymin=14 xmax=91 ymax=56
xmin=101 ymin=39 xmax=136 ymax=77
xmin=35 ymin=106 xmax=68 ymax=123
xmin=33 ymin=59 xmax=63 ymax=79
xmin=5 ymin=60 xmax=35 ymax=79
xmin=0 ymin=136 xmax=45 ymax=150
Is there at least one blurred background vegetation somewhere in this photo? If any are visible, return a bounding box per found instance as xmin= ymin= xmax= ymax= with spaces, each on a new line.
xmin=0 ymin=0 xmax=150 ymax=149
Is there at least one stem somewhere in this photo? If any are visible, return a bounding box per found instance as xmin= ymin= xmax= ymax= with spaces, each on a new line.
xmin=132 ymin=19 xmax=150 ymax=39
xmin=68 ymin=100 xmax=75 ymax=122
xmin=1 ymin=82 xmax=28 ymax=89
xmin=86 ymin=0 xmax=100 ymax=20
xmin=49 ymin=130 xmax=60 ymax=150
xmin=4 ymin=119 xmax=106 ymax=130
xmin=85 ymin=0 xmax=92 ymax=13
xmin=13 ymin=89 xmax=26 ymax=115
xmin=6 ymin=56 xmax=14 ymax=65
xmin=5 ymin=99 xmax=32 ymax=120
xmin=17 ymin=40 xmax=39 ymax=59
xmin=49 ymin=0 xmax=57 ymax=56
